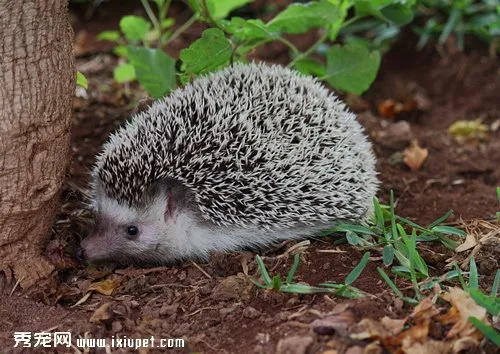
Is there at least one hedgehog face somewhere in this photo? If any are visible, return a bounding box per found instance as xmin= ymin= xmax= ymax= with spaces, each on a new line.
xmin=80 ymin=192 xmax=173 ymax=264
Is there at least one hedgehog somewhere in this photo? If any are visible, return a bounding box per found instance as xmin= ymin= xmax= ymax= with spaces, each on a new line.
xmin=78 ymin=62 xmax=378 ymax=264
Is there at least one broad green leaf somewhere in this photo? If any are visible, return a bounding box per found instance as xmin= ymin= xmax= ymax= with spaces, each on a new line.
xmin=380 ymin=4 xmax=414 ymax=25
xmin=97 ymin=30 xmax=121 ymax=42
xmin=180 ymin=28 xmax=232 ymax=75
xmin=267 ymin=1 xmax=340 ymax=34
xmin=226 ymin=17 xmax=278 ymax=41
xmin=210 ymin=0 xmax=252 ymax=19
xmin=345 ymin=252 xmax=370 ymax=285
xmin=76 ymin=71 xmax=88 ymax=89
xmin=127 ymin=46 xmax=175 ymax=98
xmin=113 ymin=63 xmax=136 ymax=83
xmin=119 ymin=16 xmax=151 ymax=42
xmin=328 ymin=0 xmax=353 ymax=40
xmin=189 ymin=0 xmax=251 ymax=20
xmin=325 ymin=43 xmax=380 ymax=94
xmin=293 ymin=58 xmax=327 ymax=78
xmin=354 ymin=0 xmax=414 ymax=25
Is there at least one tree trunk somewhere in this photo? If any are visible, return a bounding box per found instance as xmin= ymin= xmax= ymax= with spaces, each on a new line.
xmin=0 ymin=0 xmax=74 ymax=290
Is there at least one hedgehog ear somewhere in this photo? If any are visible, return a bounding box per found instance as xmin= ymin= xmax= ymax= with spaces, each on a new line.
xmin=164 ymin=192 xmax=176 ymax=223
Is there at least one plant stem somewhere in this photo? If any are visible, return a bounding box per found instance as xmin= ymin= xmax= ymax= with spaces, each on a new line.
xmin=287 ymin=30 xmax=328 ymax=68
xmin=287 ymin=15 xmax=364 ymax=68
xmin=167 ymin=14 xmax=198 ymax=45
xmin=277 ymin=37 xmax=300 ymax=55
xmin=141 ymin=0 xmax=161 ymax=36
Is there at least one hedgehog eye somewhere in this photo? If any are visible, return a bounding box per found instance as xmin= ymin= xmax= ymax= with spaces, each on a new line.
xmin=126 ymin=226 xmax=138 ymax=238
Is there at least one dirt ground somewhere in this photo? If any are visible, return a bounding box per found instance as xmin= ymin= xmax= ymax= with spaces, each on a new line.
xmin=0 ymin=1 xmax=499 ymax=353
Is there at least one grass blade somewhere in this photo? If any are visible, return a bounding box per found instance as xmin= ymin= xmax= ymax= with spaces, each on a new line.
xmin=469 ymin=288 xmax=500 ymax=316
xmin=439 ymin=8 xmax=460 ymax=44
xmin=492 ymin=270 xmax=499 ymax=297
xmin=286 ymin=253 xmax=300 ymax=285
xmin=345 ymin=252 xmax=370 ymax=285
xmin=255 ymin=255 xmax=272 ymax=285
xmin=469 ymin=257 xmax=478 ymax=290
xmin=469 ymin=316 xmax=500 ymax=346
xmin=431 ymin=225 xmax=466 ymax=238
xmin=383 ymin=245 xmax=394 ymax=266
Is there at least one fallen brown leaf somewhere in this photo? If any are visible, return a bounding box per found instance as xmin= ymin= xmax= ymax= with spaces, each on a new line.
xmin=89 ymin=302 xmax=112 ymax=323
xmin=403 ymin=140 xmax=428 ymax=171
xmin=87 ymin=278 xmax=120 ymax=296
xmin=440 ymin=287 xmax=487 ymax=339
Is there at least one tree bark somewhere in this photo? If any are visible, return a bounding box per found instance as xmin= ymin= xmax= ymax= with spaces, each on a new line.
xmin=0 ymin=0 xmax=74 ymax=289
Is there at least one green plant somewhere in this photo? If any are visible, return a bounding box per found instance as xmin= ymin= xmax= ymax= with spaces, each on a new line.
xmin=98 ymin=0 xmax=425 ymax=98
xmin=329 ymin=191 xmax=465 ymax=275
xmin=252 ymin=251 xmax=370 ymax=298
xmin=458 ymin=258 xmax=500 ymax=346
xmin=496 ymin=186 xmax=500 ymax=221
xmin=76 ymin=71 xmax=88 ymax=89
xmin=414 ymin=0 xmax=500 ymax=50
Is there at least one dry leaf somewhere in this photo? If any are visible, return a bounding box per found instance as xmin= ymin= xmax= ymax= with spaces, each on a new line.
xmin=87 ymin=279 xmax=120 ymax=296
xmin=411 ymin=297 xmax=440 ymax=321
xmin=378 ymin=98 xmax=419 ymax=119
xmin=403 ymin=140 xmax=428 ymax=171
xmin=380 ymin=316 xmax=407 ymax=336
xmin=440 ymin=287 xmax=487 ymax=339
xmin=89 ymin=302 xmax=112 ymax=323
xmin=455 ymin=231 xmax=478 ymax=253
xmin=448 ymin=120 xmax=487 ymax=142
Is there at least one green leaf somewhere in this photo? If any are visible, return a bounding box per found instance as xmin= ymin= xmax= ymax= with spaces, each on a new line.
xmin=328 ymin=0 xmax=353 ymax=40
xmin=383 ymin=245 xmax=394 ymax=266
xmin=469 ymin=316 xmax=500 ymax=346
xmin=76 ymin=71 xmax=88 ymax=89
xmin=292 ymin=58 xmax=327 ymax=78
xmin=286 ymin=253 xmax=300 ymax=285
xmin=97 ymin=30 xmax=121 ymax=42
xmin=271 ymin=275 xmax=282 ymax=290
xmin=127 ymin=46 xmax=175 ymax=98
xmin=210 ymin=0 xmax=252 ymax=19
xmin=113 ymin=45 xmax=129 ymax=58
xmin=119 ymin=16 xmax=151 ymax=42
xmin=354 ymin=0 xmax=413 ymax=25
xmin=226 ymin=17 xmax=278 ymax=41
xmin=267 ymin=1 xmax=340 ymax=34
xmin=113 ymin=63 xmax=136 ymax=83
xmin=180 ymin=28 xmax=232 ymax=75
xmin=439 ymin=8 xmax=460 ymax=44
xmin=345 ymin=252 xmax=370 ymax=285
xmin=380 ymin=4 xmax=414 ymax=25
xmin=469 ymin=257 xmax=478 ymax=289
xmin=469 ymin=288 xmax=500 ymax=316
xmin=492 ymin=270 xmax=500 ymax=297
xmin=325 ymin=43 xmax=381 ymax=94
xmin=255 ymin=255 xmax=272 ymax=285
xmin=431 ymin=225 xmax=466 ymax=238
xmin=161 ymin=18 xmax=175 ymax=29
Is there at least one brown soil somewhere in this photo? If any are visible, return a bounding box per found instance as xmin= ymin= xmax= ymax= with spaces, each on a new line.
xmin=1 ymin=1 xmax=499 ymax=354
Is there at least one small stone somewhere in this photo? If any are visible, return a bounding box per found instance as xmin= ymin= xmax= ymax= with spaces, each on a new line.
xmin=323 ymin=262 xmax=331 ymax=270
xmin=213 ymin=275 xmax=247 ymax=301
xmin=130 ymin=300 xmax=140 ymax=308
xmin=276 ymin=335 xmax=314 ymax=354
xmin=111 ymin=321 xmax=122 ymax=333
xmin=375 ymin=121 xmax=413 ymax=150
xmin=243 ymin=306 xmax=261 ymax=319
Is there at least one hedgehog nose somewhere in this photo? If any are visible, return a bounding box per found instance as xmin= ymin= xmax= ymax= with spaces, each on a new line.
xmin=76 ymin=247 xmax=86 ymax=262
